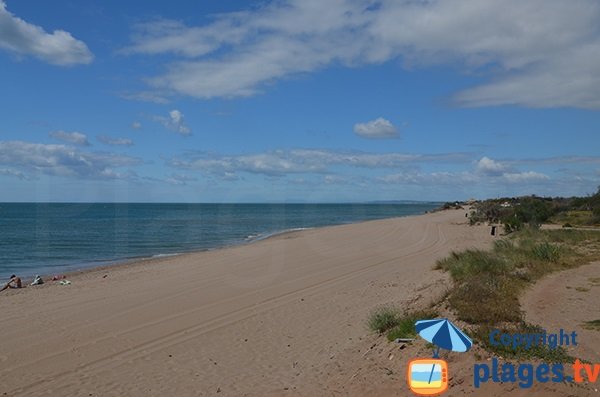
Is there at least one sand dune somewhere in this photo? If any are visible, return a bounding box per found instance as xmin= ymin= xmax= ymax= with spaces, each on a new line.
xmin=0 ymin=208 xmax=492 ymax=396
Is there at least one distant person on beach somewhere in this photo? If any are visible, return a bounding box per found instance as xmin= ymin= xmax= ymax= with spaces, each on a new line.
xmin=0 ymin=275 xmax=22 ymax=292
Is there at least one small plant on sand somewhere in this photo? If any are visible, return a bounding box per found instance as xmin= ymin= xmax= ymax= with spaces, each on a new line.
xmin=367 ymin=306 xmax=401 ymax=334
xmin=582 ymin=320 xmax=600 ymax=331
xmin=367 ymin=307 xmax=440 ymax=341
xmin=531 ymin=242 xmax=561 ymax=262
xmin=386 ymin=310 xmax=439 ymax=342
xmin=435 ymin=249 xmax=511 ymax=282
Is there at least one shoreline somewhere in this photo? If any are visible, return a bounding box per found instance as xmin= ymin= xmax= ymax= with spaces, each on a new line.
xmin=2 ymin=202 xmax=442 ymax=283
xmin=23 ymin=226 xmax=316 ymax=285
xmin=11 ymin=213 xmax=426 ymax=285
xmin=0 ymin=207 xmax=492 ymax=397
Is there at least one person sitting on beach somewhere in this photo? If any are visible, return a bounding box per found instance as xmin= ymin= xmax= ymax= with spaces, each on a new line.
xmin=0 ymin=275 xmax=22 ymax=292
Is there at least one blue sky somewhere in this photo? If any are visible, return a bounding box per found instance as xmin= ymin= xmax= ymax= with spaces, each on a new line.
xmin=1 ymin=0 xmax=599 ymax=202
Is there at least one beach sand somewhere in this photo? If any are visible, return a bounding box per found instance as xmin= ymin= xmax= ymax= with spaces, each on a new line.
xmin=1 ymin=209 xmax=497 ymax=396
xmin=522 ymin=261 xmax=600 ymax=364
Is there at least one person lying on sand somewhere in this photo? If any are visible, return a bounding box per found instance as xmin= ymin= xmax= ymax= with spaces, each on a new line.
xmin=0 ymin=275 xmax=22 ymax=292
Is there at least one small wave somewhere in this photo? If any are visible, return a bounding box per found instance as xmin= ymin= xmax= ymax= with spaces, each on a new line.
xmin=253 ymin=227 xmax=312 ymax=241
xmin=151 ymin=253 xmax=181 ymax=259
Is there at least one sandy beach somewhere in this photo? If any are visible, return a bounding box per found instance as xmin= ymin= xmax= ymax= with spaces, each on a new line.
xmin=0 ymin=209 xmax=494 ymax=396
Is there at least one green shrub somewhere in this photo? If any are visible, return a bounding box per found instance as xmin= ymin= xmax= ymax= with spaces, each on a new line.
xmin=367 ymin=306 xmax=401 ymax=333
xmin=504 ymin=217 xmax=523 ymax=233
xmin=531 ymin=242 xmax=561 ymax=262
xmin=385 ymin=310 xmax=439 ymax=341
xmin=582 ymin=320 xmax=600 ymax=331
xmin=449 ymin=276 xmax=523 ymax=324
xmin=435 ymin=249 xmax=510 ymax=282
xmin=513 ymin=197 xmax=556 ymax=224
xmin=493 ymin=239 xmax=515 ymax=251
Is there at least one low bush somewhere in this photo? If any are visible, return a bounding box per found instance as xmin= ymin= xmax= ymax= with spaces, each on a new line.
xmin=531 ymin=242 xmax=561 ymax=262
xmin=385 ymin=310 xmax=439 ymax=341
xmin=367 ymin=306 xmax=401 ymax=334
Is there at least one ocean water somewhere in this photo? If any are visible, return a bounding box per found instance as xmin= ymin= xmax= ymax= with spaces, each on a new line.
xmin=0 ymin=202 xmax=440 ymax=280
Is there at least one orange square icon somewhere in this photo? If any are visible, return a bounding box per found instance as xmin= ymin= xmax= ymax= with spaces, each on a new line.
xmin=407 ymin=358 xmax=449 ymax=396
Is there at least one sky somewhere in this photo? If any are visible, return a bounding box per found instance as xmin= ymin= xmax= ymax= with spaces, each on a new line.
xmin=0 ymin=0 xmax=599 ymax=203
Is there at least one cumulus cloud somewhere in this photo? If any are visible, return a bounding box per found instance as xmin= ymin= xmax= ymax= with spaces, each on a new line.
xmin=123 ymin=0 xmax=600 ymax=109
xmin=475 ymin=156 xmax=510 ymax=176
xmin=49 ymin=130 xmax=90 ymax=146
xmin=0 ymin=140 xmax=141 ymax=179
xmin=131 ymin=121 xmax=142 ymax=130
xmin=472 ymin=156 xmax=550 ymax=182
xmin=97 ymin=135 xmax=134 ymax=146
xmin=353 ymin=117 xmax=399 ymax=139
xmin=0 ymin=0 xmax=93 ymax=65
xmin=154 ymin=109 xmax=191 ymax=135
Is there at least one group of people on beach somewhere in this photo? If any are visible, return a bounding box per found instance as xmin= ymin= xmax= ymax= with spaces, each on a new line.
xmin=0 ymin=275 xmax=22 ymax=292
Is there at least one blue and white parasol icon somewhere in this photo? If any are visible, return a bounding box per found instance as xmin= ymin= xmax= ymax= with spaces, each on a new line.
xmin=414 ymin=318 xmax=473 ymax=386
xmin=415 ymin=318 xmax=472 ymax=358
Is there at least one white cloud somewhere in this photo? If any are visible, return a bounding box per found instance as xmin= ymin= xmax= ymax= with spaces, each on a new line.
xmin=0 ymin=0 xmax=93 ymax=65
xmin=165 ymin=173 xmax=197 ymax=186
xmin=119 ymin=91 xmax=169 ymax=104
xmin=142 ymin=172 xmax=199 ymax=186
xmin=508 ymin=156 xmax=600 ymax=166
xmin=0 ymin=140 xmax=141 ymax=179
xmin=49 ymin=130 xmax=90 ymax=146
xmin=121 ymin=19 xmax=240 ymax=58
xmin=378 ymin=155 xmax=552 ymax=186
xmin=353 ymin=117 xmax=398 ymax=139
xmin=379 ymin=169 xmax=550 ymax=186
xmin=502 ymin=171 xmax=549 ymax=183
xmin=123 ymin=0 xmax=600 ymax=109
xmin=97 ymin=135 xmax=134 ymax=146
xmin=378 ymin=171 xmax=478 ymax=185
xmin=472 ymin=156 xmax=549 ymax=183
xmin=475 ymin=156 xmax=510 ymax=176
xmin=168 ymin=149 xmax=470 ymax=178
xmin=0 ymin=167 xmax=29 ymax=180
xmin=131 ymin=121 xmax=142 ymax=130
xmin=154 ymin=109 xmax=191 ymax=135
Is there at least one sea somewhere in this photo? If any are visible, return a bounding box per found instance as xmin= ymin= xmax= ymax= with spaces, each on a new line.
xmin=0 ymin=202 xmax=440 ymax=280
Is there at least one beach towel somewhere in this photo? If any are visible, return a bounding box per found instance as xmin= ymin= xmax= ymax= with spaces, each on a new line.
xmin=59 ymin=280 xmax=71 ymax=286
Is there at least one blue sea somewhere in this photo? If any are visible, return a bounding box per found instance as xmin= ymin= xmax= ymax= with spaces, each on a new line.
xmin=0 ymin=202 xmax=440 ymax=280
